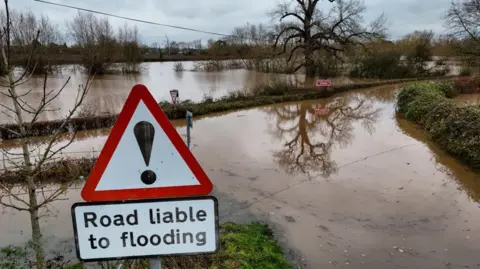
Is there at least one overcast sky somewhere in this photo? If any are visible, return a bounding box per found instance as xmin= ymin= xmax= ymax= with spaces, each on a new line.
xmin=7 ymin=0 xmax=452 ymax=45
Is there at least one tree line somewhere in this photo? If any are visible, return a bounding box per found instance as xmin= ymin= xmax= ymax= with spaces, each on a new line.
xmin=1 ymin=10 xmax=143 ymax=75
xmin=3 ymin=0 xmax=480 ymax=78
xmin=201 ymin=0 xmax=480 ymax=78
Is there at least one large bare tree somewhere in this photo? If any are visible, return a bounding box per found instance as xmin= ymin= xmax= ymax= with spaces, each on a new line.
xmin=444 ymin=0 xmax=480 ymax=63
xmin=271 ymin=0 xmax=387 ymax=77
xmin=0 ymin=1 xmax=94 ymax=268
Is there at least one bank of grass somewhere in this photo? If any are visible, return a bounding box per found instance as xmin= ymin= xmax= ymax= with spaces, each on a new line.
xmin=0 ymin=222 xmax=292 ymax=269
xmin=396 ymin=79 xmax=480 ymax=170
xmin=0 ymin=75 xmax=458 ymax=141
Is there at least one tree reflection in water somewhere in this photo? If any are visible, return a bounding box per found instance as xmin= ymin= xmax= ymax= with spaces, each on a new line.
xmin=262 ymin=93 xmax=381 ymax=178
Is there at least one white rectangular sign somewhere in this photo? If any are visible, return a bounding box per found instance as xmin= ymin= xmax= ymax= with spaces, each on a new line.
xmin=72 ymin=196 xmax=219 ymax=261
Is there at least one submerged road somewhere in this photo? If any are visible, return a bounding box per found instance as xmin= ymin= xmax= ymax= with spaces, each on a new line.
xmin=1 ymin=84 xmax=480 ymax=268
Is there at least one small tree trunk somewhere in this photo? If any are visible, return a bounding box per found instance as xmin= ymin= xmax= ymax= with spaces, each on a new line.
xmin=28 ymin=182 xmax=45 ymax=269
xmin=6 ymin=72 xmax=46 ymax=269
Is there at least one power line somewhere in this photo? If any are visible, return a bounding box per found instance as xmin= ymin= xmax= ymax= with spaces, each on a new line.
xmin=33 ymin=0 xmax=232 ymax=37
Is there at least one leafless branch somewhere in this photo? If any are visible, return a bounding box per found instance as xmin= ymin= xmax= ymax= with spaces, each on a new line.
xmin=0 ymin=182 xmax=31 ymax=208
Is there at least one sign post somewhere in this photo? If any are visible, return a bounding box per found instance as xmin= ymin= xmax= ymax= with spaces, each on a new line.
xmin=73 ymin=85 xmax=218 ymax=268
xmin=186 ymin=111 xmax=193 ymax=149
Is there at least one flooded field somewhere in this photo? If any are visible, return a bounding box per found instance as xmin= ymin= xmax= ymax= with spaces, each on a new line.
xmin=0 ymin=60 xmax=463 ymax=125
xmin=1 ymin=83 xmax=480 ymax=269
xmin=0 ymin=61 xmax=387 ymax=124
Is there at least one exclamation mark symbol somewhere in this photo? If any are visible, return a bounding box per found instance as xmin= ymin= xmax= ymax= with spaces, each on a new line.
xmin=134 ymin=121 xmax=157 ymax=185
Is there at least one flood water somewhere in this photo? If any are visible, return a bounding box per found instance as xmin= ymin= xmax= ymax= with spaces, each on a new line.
xmin=1 ymin=83 xmax=480 ymax=269
xmin=453 ymin=93 xmax=480 ymax=105
xmin=0 ymin=61 xmax=385 ymax=124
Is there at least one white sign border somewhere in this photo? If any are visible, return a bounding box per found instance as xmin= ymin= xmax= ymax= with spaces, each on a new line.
xmin=71 ymin=196 xmax=220 ymax=262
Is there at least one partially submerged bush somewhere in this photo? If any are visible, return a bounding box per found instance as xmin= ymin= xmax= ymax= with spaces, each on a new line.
xmin=396 ymin=82 xmax=480 ymax=170
xmin=192 ymin=60 xmax=225 ymax=72
xmin=173 ymin=62 xmax=185 ymax=72
xmin=350 ymin=51 xmax=411 ymax=79
xmin=351 ymin=47 xmax=451 ymax=79
xmin=459 ymin=67 xmax=472 ymax=76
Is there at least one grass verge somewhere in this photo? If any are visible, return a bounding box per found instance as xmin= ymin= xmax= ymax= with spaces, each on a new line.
xmin=396 ymin=80 xmax=480 ymax=170
xmin=0 ymin=222 xmax=292 ymax=269
xmin=0 ymin=75 xmax=458 ymax=141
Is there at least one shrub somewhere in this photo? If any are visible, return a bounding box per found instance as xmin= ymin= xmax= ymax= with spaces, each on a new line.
xmin=396 ymin=82 xmax=480 ymax=170
xmin=173 ymin=62 xmax=185 ymax=72
xmin=350 ymin=51 xmax=412 ymax=79
xmin=192 ymin=60 xmax=225 ymax=72
xmin=459 ymin=67 xmax=472 ymax=76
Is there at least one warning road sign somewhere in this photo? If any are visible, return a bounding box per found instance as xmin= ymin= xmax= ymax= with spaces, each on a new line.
xmin=170 ymin=89 xmax=179 ymax=105
xmin=81 ymin=84 xmax=213 ymax=202
xmin=72 ymin=196 xmax=219 ymax=262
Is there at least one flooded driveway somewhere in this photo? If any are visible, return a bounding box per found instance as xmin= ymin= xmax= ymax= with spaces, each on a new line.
xmin=1 ymin=84 xmax=480 ymax=269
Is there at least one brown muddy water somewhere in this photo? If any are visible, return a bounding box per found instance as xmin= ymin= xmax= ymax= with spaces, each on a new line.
xmin=453 ymin=93 xmax=480 ymax=105
xmin=1 ymin=84 xmax=480 ymax=269
xmin=0 ymin=61 xmax=384 ymax=124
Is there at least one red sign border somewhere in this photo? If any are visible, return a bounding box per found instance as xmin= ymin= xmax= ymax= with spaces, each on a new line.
xmin=81 ymin=84 xmax=213 ymax=202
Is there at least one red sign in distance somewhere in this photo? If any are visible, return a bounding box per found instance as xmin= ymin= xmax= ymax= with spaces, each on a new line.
xmin=316 ymin=80 xmax=331 ymax=87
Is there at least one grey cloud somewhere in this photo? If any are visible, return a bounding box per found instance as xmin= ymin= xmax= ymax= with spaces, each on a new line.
xmin=5 ymin=0 xmax=452 ymax=43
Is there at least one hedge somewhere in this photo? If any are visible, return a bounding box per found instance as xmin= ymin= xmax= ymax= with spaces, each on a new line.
xmin=396 ymin=82 xmax=480 ymax=170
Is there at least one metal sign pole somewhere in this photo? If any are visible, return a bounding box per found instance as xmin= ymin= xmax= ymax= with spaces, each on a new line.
xmin=186 ymin=111 xmax=193 ymax=149
xmin=149 ymin=258 xmax=162 ymax=268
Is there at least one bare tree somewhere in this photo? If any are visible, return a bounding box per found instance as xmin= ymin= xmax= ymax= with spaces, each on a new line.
xmin=226 ymin=22 xmax=290 ymax=72
xmin=0 ymin=9 xmax=61 ymax=74
xmin=192 ymin=39 xmax=202 ymax=50
xmin=271 ymin=0 xmax=387 ymax=77
xmin=0 ymin=1 xmax=94 ymax=268
xmin=117 ymin=22 xmax=142 ymax=73
xmin=444 ymin=0 xmax=480 ymax=65
xmin=67 ymin=11 xmax=116 ymax=74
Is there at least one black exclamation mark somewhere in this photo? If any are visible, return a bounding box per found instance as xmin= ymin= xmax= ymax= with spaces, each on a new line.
xmin=134 ymin=121 xmax=157 ymax=185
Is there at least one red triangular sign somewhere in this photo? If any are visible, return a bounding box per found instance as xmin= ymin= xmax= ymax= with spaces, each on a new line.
xmin=81 ymin=84 xmax=213 ymax=202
